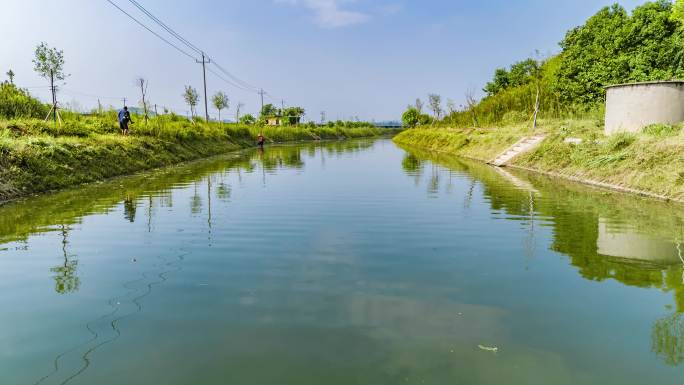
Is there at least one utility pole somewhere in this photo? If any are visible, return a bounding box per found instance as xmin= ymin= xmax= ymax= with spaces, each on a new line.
xmin=122 ymin=97 xmax=127 ymax=107
xmin=281 ymin=99 xmax=285 ymax=111
xmin=154 ymin=104 xmax=158 ymax=116
xmin=97 ymin=99 xmax=102 ymax=115
xmin=196 ymin=52 xmax=211 ymax=122
xmin=259 ymin=88 xmax=265 ymax=116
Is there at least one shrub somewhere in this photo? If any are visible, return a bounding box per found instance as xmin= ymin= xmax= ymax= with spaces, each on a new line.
xmin=0 ymin=83 xmax=48 ymax=119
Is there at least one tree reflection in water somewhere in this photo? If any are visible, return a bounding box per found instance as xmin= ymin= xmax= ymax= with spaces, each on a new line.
xmin=51 ymin=224 xmax=80 ymax=294
xmin=652 ymin=312 xmax=684 ymax=366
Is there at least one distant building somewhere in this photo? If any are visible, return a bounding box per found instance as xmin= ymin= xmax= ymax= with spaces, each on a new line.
xmin=605 ymin=80 xmax=684 ymax=135
xmin=265 ymin=116 xmax=282 ymax=126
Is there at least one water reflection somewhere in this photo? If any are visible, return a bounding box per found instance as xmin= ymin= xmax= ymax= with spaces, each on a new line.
xmin=4 ymin=139 xmax=683 ymax=384
xmin=399 ymin=145 xmax=684 ymax=366
xmin=0 ymin=140 xmax=376 ymax=297
xmin=51 ymin=224 xmax=80 ymax=295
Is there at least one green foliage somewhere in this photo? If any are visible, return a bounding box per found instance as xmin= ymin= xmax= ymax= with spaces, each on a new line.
xmin=183 ymin=86 xmax=199 ymax=116
xmin=402 ymin=107 xmax=420 ymax=127
xmin=484 ymin=58 xmax=540 ymax=96
xmin=260 ymin=103 xmax=280 ymax=118
xmin=556 ymin=1 xmax=682 ymax=105
xmin=643 ymin=123 xmax=683 ymax=136
xmin=33 ymin=42 xmax=66 ymax=81
xmin=239 ymin=114 xmax=256 ymax=125
xmin=0 ymin=83 xmax=48 ymax=119
xmin=428 ymin=94 xmax=443 ymax=119
xmin=282 ymin=106 xmax=305 ymax=125
xmin=427 ymin=1 xmax=684 ymax=128
xmin=211 ymin=91 xmax=229 ymax=120
xmin=418 ymin=113 xmax=433 ymax=126
xmin=6 ymin=70 xmax=15 ymax=84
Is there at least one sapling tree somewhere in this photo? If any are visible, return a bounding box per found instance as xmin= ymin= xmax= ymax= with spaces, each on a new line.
xmin=6 ymin=69 xmax=15 ymax=85
xmin=33 ymin=42 xmax=66 ymax=124
xmin=183 ymin=85 xmax=199 ymax=120
xmin=136 ymin=77 xmax=149 ymax=122
xmin=465 ymin=88 xmax=479 ymax=127
xmin=428 ymin=94 xmax=443 ymax=121
xmin=212 ymin=91 xmax=229 ymax=122
xmin=415 ymin=98 xmax=424 ymax=114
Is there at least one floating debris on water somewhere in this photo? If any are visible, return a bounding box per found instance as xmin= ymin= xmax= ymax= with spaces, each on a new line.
xmin=478 ymin=345 xmax=499 ymax=353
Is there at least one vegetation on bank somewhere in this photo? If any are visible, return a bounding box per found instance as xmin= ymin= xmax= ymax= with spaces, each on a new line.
xmin=395 ymin=1 xmax=684 ymax=201
xmin=0 ymin=81 xmax=387 ymax=202
xmin=402 ymin=0 xmax=684 ymax=128
xmin=394 ymin=119 xmax=684 ymax=201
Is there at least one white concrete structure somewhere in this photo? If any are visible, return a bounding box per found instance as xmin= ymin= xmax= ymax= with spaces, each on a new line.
xmin=597 ymin=218 xmax=680 ymax=264
xmin=605 ymin=80 xmax=684 ymax=135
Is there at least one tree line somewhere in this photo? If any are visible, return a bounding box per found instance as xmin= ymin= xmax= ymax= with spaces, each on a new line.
xmin=403 ymin=0 xmax=684 ymax=128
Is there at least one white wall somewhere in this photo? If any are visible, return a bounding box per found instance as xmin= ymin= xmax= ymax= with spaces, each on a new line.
xmin=605 ymin=82 xmax=684 ymax=135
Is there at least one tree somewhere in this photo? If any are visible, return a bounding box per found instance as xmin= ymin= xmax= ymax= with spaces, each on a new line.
xmin=415 ymin=98 xmax=424 ymax=114
xmin=418 ymin=113 xmax=433 ymax=126
xmin=446 ymin=98 xmax=457 ymax=115
xmin=6 ymin=69 xmax=14 ymax=85
xmin=465 ymin=89 xmax=479 ymax=127
xmin=675 ymin=0 xmax=684 ymax=22
xmin=283 ymin=106 xmax=305 ymax=125
xmin=235 ymin=102 xmax=244 ymax=122
xmin=33 ymin=42 xmax=66 ymax=124
xmin=260 ymin=103 xmax=280 ymax=118
xmin=183 ymin=85 xmax=199 ymax=119
xmin=428 ymin=94 xmax=443 ymax=120
xmin=402 ymin=107 xmax=420 ymax=127
xmin=555 ymin=1 xmax=681 ymax=105
xmin=212 ymin=91 xmax=229 ymax=122
xmin=239 ymin=114 xmax=256 ymax=125
xmin=136 ymin=77 xmax=149 ymax=122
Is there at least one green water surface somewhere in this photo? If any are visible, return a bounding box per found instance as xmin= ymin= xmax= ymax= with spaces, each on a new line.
xmin=1 ymin=139 xmax=683 ymax=385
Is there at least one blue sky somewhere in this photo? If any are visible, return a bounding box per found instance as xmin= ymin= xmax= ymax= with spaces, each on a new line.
xmin=1 ymin=0 xmax=644 ymax=121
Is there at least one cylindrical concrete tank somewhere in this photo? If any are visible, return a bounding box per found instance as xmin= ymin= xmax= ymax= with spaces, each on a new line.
xmin=604 ymin=80 xmax=684 ymax=135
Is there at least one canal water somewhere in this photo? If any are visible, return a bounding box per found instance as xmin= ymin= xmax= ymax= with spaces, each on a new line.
xmin=1 ymin=139 xmax=683 ymax=385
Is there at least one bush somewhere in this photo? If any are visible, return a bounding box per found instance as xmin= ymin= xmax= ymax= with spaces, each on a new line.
xmin=0 ymin=83 xmax=48 ymax=119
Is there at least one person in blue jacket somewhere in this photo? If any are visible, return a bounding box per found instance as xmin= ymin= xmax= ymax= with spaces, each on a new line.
xmin=118 ymin=106 xmax=133 ymax=135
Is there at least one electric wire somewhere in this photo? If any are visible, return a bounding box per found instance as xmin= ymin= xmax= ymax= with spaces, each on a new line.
xmin=126 ymin=0 xmax=203 ymax=56
xmin=104 ymin=0 xmax=199 ymax=61
xmin=123 ymin=0 xmax=262 ymax=94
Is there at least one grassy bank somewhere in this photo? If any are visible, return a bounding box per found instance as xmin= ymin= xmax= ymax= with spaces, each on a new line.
xmin=0 ymin=113 xmax=388 ymax=202
xmin=393 ymin=118 xmax=684 ymax=202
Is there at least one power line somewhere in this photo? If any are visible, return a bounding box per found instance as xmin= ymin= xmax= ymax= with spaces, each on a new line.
xmin=210 ymin=61 xmax=260 ymax=92
xmin=126 ymin=0 xmax=203 ymax=56
xmin=104 ymin=0 xmax=198 ymax=61
xmin=206 ymin=67 xmax=254 ymax=92
xmin=104 ymin=0 xmax=293 ymax=116
xmin=122 ymin=0 xmax=261 ymax=94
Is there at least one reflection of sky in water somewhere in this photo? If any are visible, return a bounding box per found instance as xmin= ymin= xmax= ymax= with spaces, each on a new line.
xmin=0 ymin=139 xmax=683 ymax=385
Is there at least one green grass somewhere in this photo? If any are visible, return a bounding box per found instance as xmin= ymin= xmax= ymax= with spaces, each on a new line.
xmin=0 ymin=113 xmax=389 ymax=201
xmin=393 ymin=118 xmax=684 ymax=201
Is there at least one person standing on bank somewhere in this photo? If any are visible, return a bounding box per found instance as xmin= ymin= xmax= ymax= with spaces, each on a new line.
xmin=118 ymin=106 xmax=133 ymax=135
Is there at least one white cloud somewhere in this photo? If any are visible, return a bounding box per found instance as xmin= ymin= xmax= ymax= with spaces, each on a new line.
xmin=276 ymin=0 xmax=370 ymax=28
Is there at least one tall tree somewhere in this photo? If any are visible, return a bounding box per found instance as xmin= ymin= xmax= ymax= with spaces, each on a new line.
xmin=136 ymin=77 xmax=149 ymax=123
xmin=6 ymin=69 xmax=14 ymax=85
xmin=212 ymin=91 xmax=229 ymax=122
xmin=183 ymin=85 xmax=199 ymax=120
xmin=33 ymin=42 xmax=66 ymax=124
